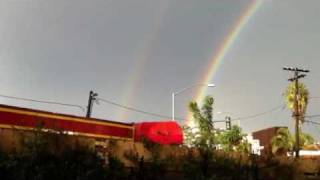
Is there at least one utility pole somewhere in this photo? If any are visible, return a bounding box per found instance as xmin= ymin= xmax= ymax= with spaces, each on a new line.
xmin=86 ymin=90 xmax=98 ymax=118
xmin=283 ymin=67 xmax=309 ymax=158
xmin=226 ymin=116 xmax=231 ymax=130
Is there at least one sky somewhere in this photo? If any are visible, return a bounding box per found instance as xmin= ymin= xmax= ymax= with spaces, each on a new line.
xmin=1 ymin=0 xmax=320 ymax=139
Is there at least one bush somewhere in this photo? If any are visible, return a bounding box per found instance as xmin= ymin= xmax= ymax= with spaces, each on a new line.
xmin=181 ymin=149 xmax=251 ymax=180
xmin=0 ymin=131 xmax=128 ymax=180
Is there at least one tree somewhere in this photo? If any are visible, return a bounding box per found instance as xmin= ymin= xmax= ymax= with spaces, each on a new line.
xmin=271 ymin=128 xmax=294 ymax=155
xmin=300 ymin=132 xmax=315 ymax=148
xmin=187 ymin=96 xmax=215 ymax=149
xmin=285 ymin=82 xmax=309 ymax=124
xmin=237 ymin=139 xmax=251 ymax=154
xmin=216 ymin=125 xmax=248 ymax=152
xmin=182 ymin=126 xmax=197 ymax=147
xmin=271 ymin=128 xmax=315 ymax=155
xmin=285 ymin=82 xmax=310 ymax=157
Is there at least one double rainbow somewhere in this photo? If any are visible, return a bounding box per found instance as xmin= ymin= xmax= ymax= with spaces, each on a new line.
xmin=116 ymin=0 xmax=263 ymax=124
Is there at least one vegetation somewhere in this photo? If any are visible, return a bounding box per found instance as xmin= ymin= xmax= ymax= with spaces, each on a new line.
xmin=0 ymin=93 xmax=316 ymax=180
xmin=188 ymin=95 xmax=215 ymax=149
xmin=0 ymin=130 xmax=126 ymax=180
xmin=300 ymin=132 xmax=315 ymax=147
xmin=124 ymin=138 xmax=169 ymax=180
xmin=181 ymin=149 xmax=252 ymax=180
xmin=271 ymin=128 xmax=294 ymax=155
xmin=259 ymin=157 xmax=302 ymax=180
xmin=271 ymin=128 xmax=315 ymax=155
xmin=285 ymin=82 xmax=309 ymax=124
xmin=216 ymin=125 xmax=250 ymax=153
xmin=182 ymin=96 xmax=257 ymax=179
xmin=185 ymin=95 xmax=251 ymax=154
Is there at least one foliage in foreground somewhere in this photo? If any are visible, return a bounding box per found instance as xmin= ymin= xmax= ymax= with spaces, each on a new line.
xmin=0 ymin=130 xmax=315 ymax=180
xmin=181 ymin=149 xmax=252 ymax=180
xmin=0 ymin=131 xmax=126 ymax=180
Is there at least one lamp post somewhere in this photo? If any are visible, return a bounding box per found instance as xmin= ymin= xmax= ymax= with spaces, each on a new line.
xmin=172 ymin=83 xmax=215 ymax=121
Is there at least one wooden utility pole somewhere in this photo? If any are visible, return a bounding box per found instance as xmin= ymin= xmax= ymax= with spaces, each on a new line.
xmin=86 ymin=90 xmax=98 ymax=118
xmin=293 ymin=70 xmax=300 ymax=158
xmin=283 ymin=67 xmax=309 ymax=158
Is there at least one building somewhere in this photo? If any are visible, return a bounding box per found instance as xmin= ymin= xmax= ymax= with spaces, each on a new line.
xmin=246 ymin=135 xmax=263 ymax=155
xmin=252 ymin=126 xmax=287 ymax=156
xmin=0 ymin=104 xmax=183 ymax=151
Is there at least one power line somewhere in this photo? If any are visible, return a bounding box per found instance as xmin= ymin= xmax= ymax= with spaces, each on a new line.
xmin=98 ymin=98 xmax=230 ymax=122
xmin=232 ymin=104 xmax=286 ymax=121
xmin=304 ymin=115 xmax=320 ymax=119
xmin=0 ymin=94 xmax=86 ymax=112
xmin=305 ymin=120 xmax=320 ymax=126
xmin=305 ymin=118 xmax=320 ymax=122
xmin=97 ymin=97 xmax=186 ymax=121
xmin=99 ymin=97 xmax=287 ymax=124
xmin=0 ymin=93 xmax=291 ymax=124
xmin=212 ymin=120 xmax=228 ymax=123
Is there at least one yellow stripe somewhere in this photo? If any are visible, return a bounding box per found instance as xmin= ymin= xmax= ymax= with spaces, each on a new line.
xmin=75 ymin=132 xmax=133 ymax=141
xmin=0 ymin=107 xmax=133 ymax=129
xmin=0 ymin=124 xmax=133 ymax=141
xmin=0 ymin=124 xmax=35 ymax=131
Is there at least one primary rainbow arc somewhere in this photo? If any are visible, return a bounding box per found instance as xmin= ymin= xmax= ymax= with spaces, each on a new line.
xmin=187 ymin=0 xmax=263 ymax=127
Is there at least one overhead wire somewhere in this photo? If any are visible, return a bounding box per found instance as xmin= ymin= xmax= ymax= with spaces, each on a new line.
xmin=231 ymin=104 xmax=286 ymax=121
xmin=0 ymin=94 xmax=86 ymax=112
xmin=304 ymin=120 xmax=320 ymax=126
xmin=305 ymin=115 xmax=320 ymax=119
xmin=97 ymin=97 xmax=186 ymax=121
xmin=0 ymin=93 xmax=290 ymax=124
xmin=303 ymin=115 xmax=320 ymax=124
xmin=98 ymin=97 xmax=285 ymax=123
xmin=229 ymin=93 xmax=287 ymax=122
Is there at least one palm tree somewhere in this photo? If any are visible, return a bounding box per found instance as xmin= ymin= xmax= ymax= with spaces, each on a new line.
xmin=271 ymin=128 xmax=294 ymax=156
xmin=300 ymin=132 xmax=315 ymax=148
xmin=285 ymin=82 xmax=309 ymax=124
xmin=188 ymin=96 xmax=215 ymax=148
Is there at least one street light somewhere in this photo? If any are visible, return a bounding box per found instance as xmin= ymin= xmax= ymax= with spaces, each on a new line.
xmin=172 ymin=83 xmax=215 ymax=121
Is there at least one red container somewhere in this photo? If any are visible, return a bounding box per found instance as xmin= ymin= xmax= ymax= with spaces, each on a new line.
xmin=134 ymin=121 xmax=183 ymax=145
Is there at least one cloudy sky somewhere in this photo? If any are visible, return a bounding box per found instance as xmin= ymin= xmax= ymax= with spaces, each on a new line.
xmin=1 ymin=0 xmax=320 ymax=139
